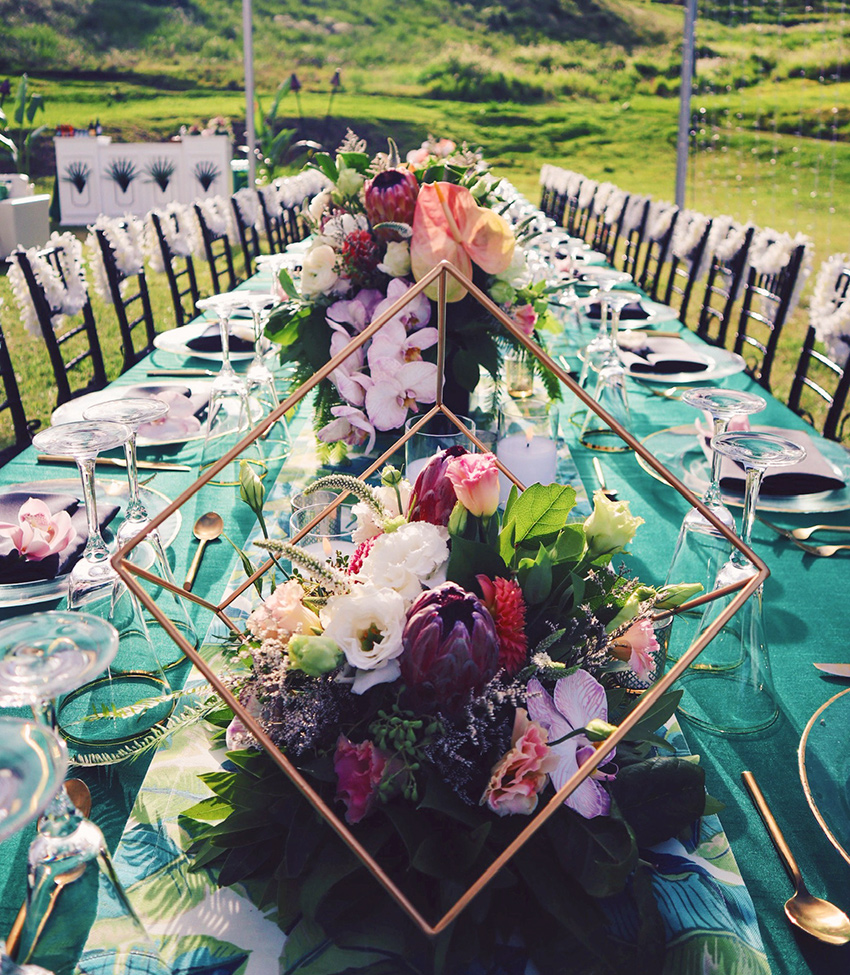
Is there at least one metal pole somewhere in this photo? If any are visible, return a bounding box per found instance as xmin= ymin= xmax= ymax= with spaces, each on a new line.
xmin=675 ymin=0 xmax=698 ymax=207
xmin=242 ymin=0 xmax=257 ymax=188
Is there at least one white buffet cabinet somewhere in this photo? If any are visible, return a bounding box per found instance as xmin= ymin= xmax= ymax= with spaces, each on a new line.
xmin=54 ymin=135 xmax=233 ymax=225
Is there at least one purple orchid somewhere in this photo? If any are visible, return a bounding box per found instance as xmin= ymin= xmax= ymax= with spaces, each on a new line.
xmin=372 ymin=278 xmax=432 ymax=332
xmin=364 ymin=357 xmax=438 ymax=431
xmin=328 ymin=324 xmax=369 ymax=407
xmin=318 ymin=405 xmax=376 ymax=453
xmin=326 ymin=288 xmax=384 ymax=334
xmin=525 ymin=673 xmax=615 ymax=819
xmin=367 ymin=318 xmax=438 ymax=371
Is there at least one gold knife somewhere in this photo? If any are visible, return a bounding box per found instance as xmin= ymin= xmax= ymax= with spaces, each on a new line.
xmin=37 ymin=454 xmax=192 ymax=472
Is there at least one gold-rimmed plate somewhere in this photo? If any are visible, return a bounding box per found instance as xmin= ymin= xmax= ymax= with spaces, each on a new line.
xmin=798 ymin=688 xmax=850 ymax=867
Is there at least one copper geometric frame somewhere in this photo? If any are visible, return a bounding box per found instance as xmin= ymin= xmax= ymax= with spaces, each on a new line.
xmin=113 ymin=259 xmax=768 ymax=937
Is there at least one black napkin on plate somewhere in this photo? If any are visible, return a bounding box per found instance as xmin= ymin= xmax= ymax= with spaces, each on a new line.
xmin=715 ymin=427 xmax=846 ymax=497
xmin=0 ymin=490 xmax=120 ymax=584
xmin=619 ymin=335 xmax=711 ymax=375
xmin=586 ymin=300 xmax=649 ymax=321
xmin=186 ymin=324 xmax=255 ymax=354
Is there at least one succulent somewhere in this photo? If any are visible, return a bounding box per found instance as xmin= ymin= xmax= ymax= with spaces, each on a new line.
xmin=193 ymin=161 xmax=221 ymax=191
xmin=400 ymin=582 xmax=500 ymax=717
xmin=364 ymin=168 xmax=419 ymax=240
xmin=61 ymin=161 xmax=90 ymax=193
xmin=104 ymin=158 xmax=138 ymax=192
xmin=407 ymin=445 xmax=467 ymax=527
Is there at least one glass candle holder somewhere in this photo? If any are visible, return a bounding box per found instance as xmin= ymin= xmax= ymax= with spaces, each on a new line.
xmin=496 ymin=399 xmax=558 ymax=505
xmin=404 ymin=414 xmax=475 ymax=485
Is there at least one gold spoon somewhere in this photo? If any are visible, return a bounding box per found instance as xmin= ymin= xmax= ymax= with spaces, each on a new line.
xmin=6 ymin=780 xmax=93 ymax=959
xmin=184 ymin=511 xmax=224 ymax=592
xmin=742 ymin=770 xmax=850 ymax=945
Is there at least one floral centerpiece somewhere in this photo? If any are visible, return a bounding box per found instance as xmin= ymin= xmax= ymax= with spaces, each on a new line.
xmin=264 ymin=135 xmax=560 ymax=458
xmin=182 ymin=453 xmax=710 ymax=974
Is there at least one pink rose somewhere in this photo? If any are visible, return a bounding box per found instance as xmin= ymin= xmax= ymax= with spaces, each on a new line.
xmin=0 ymin=497 xmax=76 ymax=561
xmin=611 ymin=617 xmax=659 ymax=682
xmin=512 ymin=303 xmax=538 ymax=336
xmin=333 ymin=735 xmax=394 ymax=824
xmin=445 ymin=452 xmax=500 ymax=518
xmin=481 ymin=709 xmax=556 ymax=816
xmin=246 ymin=579 xmax=321 ymax=643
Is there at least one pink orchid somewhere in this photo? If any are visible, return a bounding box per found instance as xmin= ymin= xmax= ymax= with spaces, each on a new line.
xmin=611 ymin=617 xmax=659 ymax=683
xmin=318 ymin=406 xmax=376 ymax=454
xmin=410 ymin=182 xmax=515 ymax=302
xmin=367 ymin=319 xmax=438 ymax=371
xmin=326 ymin=289 xmax=384 ymax=334
xmin=364 ymin=358 xmax=438 ymax=431
xmin=512 ymin=303 xmax=538 ymax=337
xmin=0 ymin=497 xmax=76 ymax=561
xmin=372 ymin=278 xmax=432 ymax=332
xmin=328 ymin=324 xmax=370 ymax=407
xmin=138 ymin=390 xmax=201 ymax=441
xmin=525 ymin=673 xmax=616 ymax=819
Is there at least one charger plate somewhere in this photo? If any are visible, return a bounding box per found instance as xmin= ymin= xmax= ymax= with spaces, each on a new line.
xmin=798 ymin=687 xmax=850 ymax=867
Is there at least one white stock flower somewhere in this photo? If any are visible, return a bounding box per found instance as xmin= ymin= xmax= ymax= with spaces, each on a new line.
xmin=377 ymin=241 xmax=411 ymax=278
xmin=320 ymin=585 xmax=407 ymax=672
xmin=356 ymin=522 xmax=449 ymax=601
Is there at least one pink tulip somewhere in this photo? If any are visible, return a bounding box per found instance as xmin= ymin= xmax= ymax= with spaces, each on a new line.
xmin=445 ymin=452 xmax=500 ymax=518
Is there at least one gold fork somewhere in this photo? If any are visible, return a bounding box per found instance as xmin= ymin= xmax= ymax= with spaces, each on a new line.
xmin=756 ymin=514 xmax=850 ymax=557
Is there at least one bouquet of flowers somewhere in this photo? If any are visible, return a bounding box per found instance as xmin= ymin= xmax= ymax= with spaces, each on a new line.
xmin=264 ymin=134 xmax=560 ymax=458
xmin=183 ymin=452 xmax=710 ymax=975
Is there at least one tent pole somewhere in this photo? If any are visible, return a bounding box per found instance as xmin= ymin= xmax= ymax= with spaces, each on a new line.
xmin=675 ymin=0 xmax=698 ymax=208
xmin=242 ymin=0 xmax=257 ymax=188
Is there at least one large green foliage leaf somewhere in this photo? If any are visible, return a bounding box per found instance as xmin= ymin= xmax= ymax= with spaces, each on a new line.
xmin=499 ymin=483 xmax=576 ymax=563
xmin=547 ymin=804 xmax=638 ymax=898
xmin=610 ymin=757 xmax=707 ymax=847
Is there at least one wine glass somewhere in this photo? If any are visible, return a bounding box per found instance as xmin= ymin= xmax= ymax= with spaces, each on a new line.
xmin=579 ymin=291 xmax=635 ymax=451
xmin=677 ymin=431 xmax=807 ymax=735
xmin=664 ymin=389 xmax=767 ymax=658
xmin=196 ymin=293 xmax=266 ymax=486
xmin=81 ymin=398 xmax=198 ymax=660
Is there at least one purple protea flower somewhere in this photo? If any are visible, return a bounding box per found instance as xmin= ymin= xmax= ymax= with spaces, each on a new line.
xmin=400 ymin=582 xmax=500 ymax=717
xmin=407 ymin=445 xmax=467 ymax=527
xmin=364 ymin=168 xmax=419 ymax=238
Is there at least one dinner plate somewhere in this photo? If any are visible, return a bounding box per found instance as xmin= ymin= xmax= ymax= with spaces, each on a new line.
xmin=51 ymin=381 xmax=211 ymax=447
xmin=799 ymin=688 xmax=850 ymax=868
xmin=624 ymin=342 xmax=745 ymax=384
xmin=637 ymin=424 xmax=850 ymax=513
xmin=579 ymin=298 xmax=682 ymax=331
xmin=570 ymin=248 xmax=608 ymax=267
xmin=153 ymin=321 xmax=255 ymax=362
xmin=0 ymin=479 xmax=181 ymax=608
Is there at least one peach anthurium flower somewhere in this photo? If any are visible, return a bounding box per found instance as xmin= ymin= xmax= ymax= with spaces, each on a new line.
xmin=410 ymin=182 xmax=515 ymax=302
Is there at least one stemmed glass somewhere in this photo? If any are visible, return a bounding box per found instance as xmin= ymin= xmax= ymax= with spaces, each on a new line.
xmin=28 ymin=421 xmax=173 ymax=746
xmin=579 ymin=291 xmax=636 ymax=451
xmin=0 ymin=613 xmax=168 ymax=972
xmin=664 ymin=389 xmax=767 ymax=657
xmin=81 ymin=398 xmax=198 ymax=660
xmin=678 ymin=430 xmax=807 ymax=735
xmin=196 ymin=293 xmax=265 ymax=486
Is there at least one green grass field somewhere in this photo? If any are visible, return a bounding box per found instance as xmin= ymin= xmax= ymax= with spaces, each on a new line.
xmin=0 ymin=0 xmax=847 ymax=444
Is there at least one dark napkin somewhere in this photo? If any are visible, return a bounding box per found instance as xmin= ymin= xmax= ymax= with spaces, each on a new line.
xmin=619 ymin=335 xmax=711 ymax=375
xmin=186 ymin=324 xmax=255 ymax=354
xmin=586 ymin=300 xmax=649 ymax=321
xmin=714 ymin=427 xmax=847 ymax=497
xmin=0 ymin=489 xmax=120 ymax=584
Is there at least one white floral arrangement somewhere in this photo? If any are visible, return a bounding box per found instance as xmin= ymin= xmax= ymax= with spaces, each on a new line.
xmin=8 ymin=232 xmax=89 ymax=337
xmin=619 ymin=194 xmax=649 ymax=235
xmin=577 ymin=178 xmax=598 ymax=211
xmin=233 ymin=187 xmax=262 ymax=232
xmin=85 ymin=214 xmax=146 ymax=304
xmin=195 ymin=194 xmax=237 ymax=243
xmin=146 ymin=202 xmax=203 ymax=272
xmin=810 ymin=253 xmax=850 ymax=362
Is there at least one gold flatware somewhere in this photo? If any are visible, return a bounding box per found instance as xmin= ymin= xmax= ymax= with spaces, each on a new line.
xmin=756 ymin=515 xmax=850 ymax=557
xmin=184 ymin=511 xmax=224 ymax=592
xmin=37 ymin=454 xmax=192 ymax=473
xmin=6 ymin=780 xmax=93 ymax=959
xmin=146 ymin=368 xmax=216 ymax=377
xmin=813 ymin=663 xmax=850 ymax=678
xmin=787 ymin=523 xmax=850 ymax=541
xmin=742 ymin=770 xmax=850 ymax=945
xmin=592 ymin=457 xmax=617 ymax=500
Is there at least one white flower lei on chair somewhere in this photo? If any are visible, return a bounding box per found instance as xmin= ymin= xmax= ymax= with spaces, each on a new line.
xmin=85 ymin=214 xmax=145 ymax=304
xmin=670 ymin=210 xmax=711 ymax=264
xmin=233 ymin=188 xmax=262 ymax=231
xmin=619 ymin=194 xmax=648 ymax=235
xmin=748 ymin=228 xmax=813 ymax=319
xmin=810 ymin=253 xmax=850 ymax=362
xmin=146 ymin=202 xmax=203 ymax=272
xmin=646 ymin=200 xmax=676 ymax=242
xmin=7 ymin=231 xmax=88 ymax=337
xmin=577 ymin=178 xmax=598 ymax=211
xmin=195 ymin=195 xmax=237 ymax=242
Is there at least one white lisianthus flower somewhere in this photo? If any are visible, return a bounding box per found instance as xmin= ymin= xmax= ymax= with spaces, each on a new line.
xmin=335 ymin=159 xmax=366 ymax=199
xmin=352 ymin=480 xmax=413 ymax=543
xmin=320 ymin=585 xmax=407 ymax=676
xmin=357 ymin=522 xmax=449 ymax=601
xmin=307 ymin=188 xmax=332 ymax=226
xmin=584 ymin=490 xmax=644 ymax=559
xmin=301 ymin=244 xmax=339 ymax=297
xmin=377 ymin=241 xmax=411 ymax=278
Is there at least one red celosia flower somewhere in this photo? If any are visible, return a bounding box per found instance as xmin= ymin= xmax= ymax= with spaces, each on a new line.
xmin=341 ymin=229 xmax=382 ymax=289
xmin=349 ymin=534 xmax=378 ymax=575
xmin=476 ymin=574 xmax=528 ymax=675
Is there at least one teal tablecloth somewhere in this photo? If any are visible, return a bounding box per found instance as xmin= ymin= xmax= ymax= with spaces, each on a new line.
xmin=1 ymin=272 xmax=849 ymax=974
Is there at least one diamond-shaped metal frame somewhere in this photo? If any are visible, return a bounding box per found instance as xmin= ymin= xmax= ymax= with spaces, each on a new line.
xmin=113 ymin=260 xmax=767 ymax=936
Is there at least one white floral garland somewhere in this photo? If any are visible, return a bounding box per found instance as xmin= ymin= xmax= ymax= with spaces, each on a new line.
xmin=7 ymin=231 xmax=88 ymax=337
xmin=670 ymin=210 xmax=711 ymax=264
xmin=747 ymin=228 xmax=813 ymax=320
xmin=577 ymin=178 xmax=598 ymax=211
xmin=591 ymin=181 xmax=616 ymax=216
xmin=810 ymin=253 xmax=850 ymax=362
xmin=146 ymin=202 xmax=204 ymax=272
xmin=85 ymin=214 xmax=145 ymax=304
xmin=619 ymin=194 xmax=648 ymax=235
xmin=646 ymin=200 xmax=677 ymax=242
xmin=233 ymin=188 xmax=262 ymax=231
xmin=195 ymin=195 xmax=237 ymax=242
xmin=602 ymin=187 xmax=627 ymax=225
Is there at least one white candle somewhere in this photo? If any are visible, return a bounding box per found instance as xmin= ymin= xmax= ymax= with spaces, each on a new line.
xmin=300 ymin=537 xmax=357 ymax=566
xmin=496 ymin=434 xmax=558 ymax=504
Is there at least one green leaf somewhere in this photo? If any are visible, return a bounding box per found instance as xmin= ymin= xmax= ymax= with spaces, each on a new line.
xmin=285 ymin=798 xmax=324 ymax=878
xmin=451 ymin=348 xmax=481 ymax=392
xmin=618 ymin=689 xmax=682 ymax=742
xmin=0 ymin=132 xmax=17 ymax=161
xmin=546 ymin=804 xmax=638 ymax=898
xmin=218 ymin=841 xmax=271 ymax=886
xmin=631 ymin=860 xmax=667 ymax=975
xmin=610 ymin=757 xmax=708 ymax=847
xmin=311 ymin=153 xmax=339 ymax=183
xmin=336 ymin=150 xmax=370 ymax=172
xmin=417 ymin=774 xmax=484 ymax=828
xmin=549 ymin=524 xmax=587 ymax=563
xmin=499 ymin=484 xmax=577 ymax=562
xmin=703 ymin=791 xmax=726 ymax=817
xmin=277 ymin=268 xmax=301 ymax=300
xmin=298 ymin=839 xmax=361 ymax=920
xmin=517 ymin=547 xmax=553 ymax=604
xmin=181 ymin=796 xmax=234 ymax=822
xmin=444 ymin=534 xmax=508 ymax=591
xmin=412 ymin=822 xmax=491 ymax=880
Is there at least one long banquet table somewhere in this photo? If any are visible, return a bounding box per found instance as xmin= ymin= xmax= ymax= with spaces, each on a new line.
xmin=1 ymin=261 xmax=849 ymax=975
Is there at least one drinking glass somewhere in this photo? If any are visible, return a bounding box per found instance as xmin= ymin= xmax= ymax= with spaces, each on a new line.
xmin=677 ymin=431 xmax=807 ymax=735
xmin=0 ymin=614 xmax=169 ymax=973
xmin=404 ymin=414 xmax=475 ymax=485
xmin=504 ymin=351 xmax=535 ymax=399
xmin=664 ymin=388 xmax=766 ymax=659
xmin=196 ymin=293 xmax=265 ymax=486
xmin=81 ymin=398 xmax=198 ymax=661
